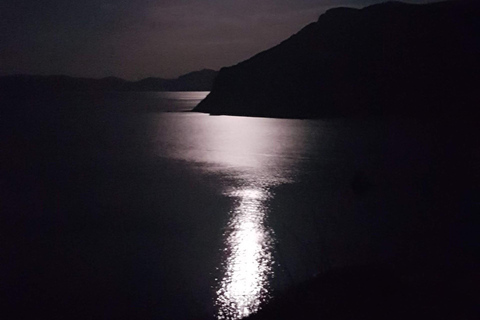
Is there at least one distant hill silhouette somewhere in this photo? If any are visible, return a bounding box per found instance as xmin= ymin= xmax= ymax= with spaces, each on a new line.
xmin=194 ymin=0 xmax=479 ymax=118
xmin=0 ymin=69 xmax=217 ymax=94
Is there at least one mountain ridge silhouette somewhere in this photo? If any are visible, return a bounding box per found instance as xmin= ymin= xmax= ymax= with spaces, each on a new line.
xmin=194 ymin=0 xmax=479 ymax=118
xmin=0 ymin=69 xmax=218 ymax=93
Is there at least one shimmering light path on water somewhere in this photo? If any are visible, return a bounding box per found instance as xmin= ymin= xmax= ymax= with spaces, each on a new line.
xmin=216 ymin=188 xmax=274 ymax=320
xmin=152 ymin=113 xmax=322 ymax=319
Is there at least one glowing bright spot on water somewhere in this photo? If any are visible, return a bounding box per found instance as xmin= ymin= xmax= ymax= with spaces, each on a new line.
xmin=216 ymin=187 xmax=274 ymax=320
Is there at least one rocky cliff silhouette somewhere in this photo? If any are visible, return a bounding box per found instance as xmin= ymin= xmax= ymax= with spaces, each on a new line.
xmin=194 ymin=0 xmax=479 ymax=118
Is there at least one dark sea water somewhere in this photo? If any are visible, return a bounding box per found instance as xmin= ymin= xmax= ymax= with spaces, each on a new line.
xmin=1 ymin=92 xmax=477 ymax=319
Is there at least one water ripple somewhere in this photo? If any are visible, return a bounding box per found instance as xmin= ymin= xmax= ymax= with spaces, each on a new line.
xmin=216 ymin=188 xmax=275 ymax=320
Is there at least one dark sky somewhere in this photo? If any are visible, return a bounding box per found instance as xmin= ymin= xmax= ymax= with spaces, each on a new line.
xmin=1 ymin=0 xmax=437 ymax=80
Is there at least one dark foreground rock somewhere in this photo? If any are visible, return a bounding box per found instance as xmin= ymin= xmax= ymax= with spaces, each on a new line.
xmin=246 ymin=264 xmax=478 ymax=320
xmin=194 ymin=0 xmax=479 ymax=118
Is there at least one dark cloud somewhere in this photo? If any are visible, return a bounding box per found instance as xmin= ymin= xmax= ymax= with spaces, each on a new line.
xmin=1 ymin=0 xmax=438 ymax=79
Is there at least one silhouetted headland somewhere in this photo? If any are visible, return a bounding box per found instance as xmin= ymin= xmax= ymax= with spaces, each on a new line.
xmin=194 ymin=0 xmax=479 ymax=118
xmin=0 ymin=69 xmax=217 ymax=94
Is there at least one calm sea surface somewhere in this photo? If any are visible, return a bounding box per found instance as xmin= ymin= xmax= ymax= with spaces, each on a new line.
xmin=1 ymin=92 xmax=476 ymax=319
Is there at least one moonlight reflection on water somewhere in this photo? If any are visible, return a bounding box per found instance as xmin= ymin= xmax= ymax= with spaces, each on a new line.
xmin=153 ymin=114 xmax=317 ymax=319
xmin=216 ymin=187 xmax=275 ymax=320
